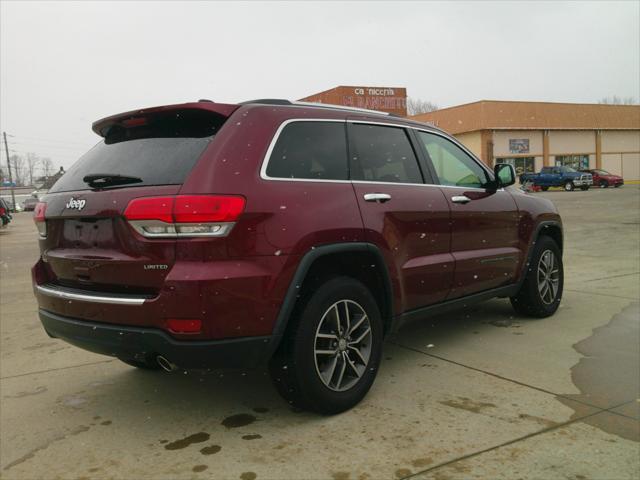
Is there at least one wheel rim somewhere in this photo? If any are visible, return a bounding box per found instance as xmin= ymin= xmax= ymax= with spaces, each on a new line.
xmin=314 ymin=300 xmax=372 ymax=392
xmin=565 ymin=183 xmax=572 ymax=191
xmin=537 ymin=250 xmax=560 ymax=305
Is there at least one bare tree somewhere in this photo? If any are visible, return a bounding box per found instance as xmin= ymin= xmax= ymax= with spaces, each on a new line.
xmin=598 ymin=95 xmax=638 ymax=105
xmin=25 ymin=152 xmax=40 ymax=186
xmin=9 ymin=154 xmax=26 ymax=186
xmin=40 ymin=157 xmax=55 ymax=177
xmin=407 ymin=98 xmax=439 ymax=116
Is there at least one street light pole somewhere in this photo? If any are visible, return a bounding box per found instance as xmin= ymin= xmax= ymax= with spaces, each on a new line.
xmin=2 ymin=131 xmax=17 ymax=211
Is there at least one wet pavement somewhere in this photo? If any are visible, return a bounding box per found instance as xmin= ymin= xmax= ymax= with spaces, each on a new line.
xmin=1 ymin=186 xmax=639 ymax=479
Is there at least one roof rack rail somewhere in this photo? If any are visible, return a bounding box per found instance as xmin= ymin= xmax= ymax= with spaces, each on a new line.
xmin=239 ymin=99 xmax=292 ymax=106
xmin=239 ymin=98 xmax=391 ymax=116
xmin=292 ymin=101 xmax=390 ymax=116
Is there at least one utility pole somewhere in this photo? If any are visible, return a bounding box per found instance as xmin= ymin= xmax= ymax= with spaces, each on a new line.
xmin=2 ymin=132 xmax=17 ymax=211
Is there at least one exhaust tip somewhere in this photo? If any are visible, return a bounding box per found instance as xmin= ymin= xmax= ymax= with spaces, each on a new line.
xmin=156 ymin=355 xmax=178 ymax=372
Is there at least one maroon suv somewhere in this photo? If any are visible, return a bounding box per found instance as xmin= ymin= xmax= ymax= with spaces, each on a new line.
xmin=32 ymin=100 xmax=564 ymax=414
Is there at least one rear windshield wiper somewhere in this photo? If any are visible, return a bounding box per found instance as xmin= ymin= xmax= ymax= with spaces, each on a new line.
xmin=83 ymin=173 xmax=143 ymax=189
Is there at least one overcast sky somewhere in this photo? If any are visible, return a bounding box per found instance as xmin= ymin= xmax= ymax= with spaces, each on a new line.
xmin=1 ymin=0 xmax=639 ymax=171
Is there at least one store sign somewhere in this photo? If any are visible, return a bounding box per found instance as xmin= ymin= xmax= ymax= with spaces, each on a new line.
xmin=354 ymin=87 xmax=396 ymax=96
xmin=509 ymin=139 xmax=530 ymax=154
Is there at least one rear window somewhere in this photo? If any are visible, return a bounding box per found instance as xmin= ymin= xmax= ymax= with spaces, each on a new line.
xmin=265 ymin=121 xmax=348 ymax=180
xmin=50 ymin=109 xmax=225 ymax=193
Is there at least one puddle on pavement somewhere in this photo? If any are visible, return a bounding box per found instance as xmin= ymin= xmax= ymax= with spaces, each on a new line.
xmin=558 ymin=301 xmax=640 ymax=442
xmin=164 ymin=432 xmax=210 ymax=450
xmin=221 ymin=413 xmax=256 ymax=429
xmin=200 ymin=445 xmax=221 ymax=455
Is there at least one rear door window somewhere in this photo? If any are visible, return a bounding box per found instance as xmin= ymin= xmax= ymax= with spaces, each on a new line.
xmin=349 ymin=123 xmax=423 ymax=184
xmin=49 ymin=109 xmax=225 ymax=193
xmin=265 ymin=121 xmax=348 ymax=180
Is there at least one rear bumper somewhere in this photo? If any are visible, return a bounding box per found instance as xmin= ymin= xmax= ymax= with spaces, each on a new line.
xmin=39 ymin=309 xmax=275 ymax=369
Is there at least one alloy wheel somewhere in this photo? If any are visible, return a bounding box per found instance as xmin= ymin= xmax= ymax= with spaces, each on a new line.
xmin=537 ymin=250 xmax=560 ymax=305
xmin=313 ymin=300 xmax=372 ymax=392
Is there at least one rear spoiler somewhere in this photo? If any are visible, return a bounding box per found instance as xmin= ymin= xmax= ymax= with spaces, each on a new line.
xmin=92 ymin=102 xmax=240 ymax=137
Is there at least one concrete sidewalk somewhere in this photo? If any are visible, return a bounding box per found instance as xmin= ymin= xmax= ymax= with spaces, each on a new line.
xmin=1 ymin=187 xmax=638 ymax=480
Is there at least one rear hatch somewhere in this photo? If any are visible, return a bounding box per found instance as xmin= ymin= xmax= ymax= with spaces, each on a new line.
xmin=38 ymin=103 xmax=237 ymax=296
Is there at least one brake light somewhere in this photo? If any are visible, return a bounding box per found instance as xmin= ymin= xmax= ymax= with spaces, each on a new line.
xmin=124 ymin=195 xmax=245 ymax=238
xmin=0 ymin=207 xmax=5 ymax=216
xmin=33 ymin=202 xmax=47 ymax=238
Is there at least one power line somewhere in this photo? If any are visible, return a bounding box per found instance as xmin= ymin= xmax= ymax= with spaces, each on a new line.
xmin=7 ymin=134 xmax=88 ymax=146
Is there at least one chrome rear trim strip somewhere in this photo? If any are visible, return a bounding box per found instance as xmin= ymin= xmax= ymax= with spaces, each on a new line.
xmin=36 ymin=285 xmax=146 ymax=305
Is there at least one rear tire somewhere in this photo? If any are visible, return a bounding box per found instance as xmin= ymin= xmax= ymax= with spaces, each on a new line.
xmin=119 ymin=357 xmax=161 ymax=370
xmin=580 ymin=186 xmax=589 ymax=191
xmin=564 ymin=181 xmax=575 ymax=191
xmin=269 ymin=276 xmax=383 ymax=414
xmin=541 ymin=186 xmax=549 ymax=191
xmin=614 ymin=184 xmax=622 ymax=188
xmin=510 ymin=236 xmax=563 ymax=318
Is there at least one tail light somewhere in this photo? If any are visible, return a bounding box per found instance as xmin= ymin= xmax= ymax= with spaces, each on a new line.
xmin=124 ymin=195 xmax=245 ymax=238
xmin=0 ymin=207 xmax=5 ymax=216
xmin=33 ymin=202 xmax=47 ymax=238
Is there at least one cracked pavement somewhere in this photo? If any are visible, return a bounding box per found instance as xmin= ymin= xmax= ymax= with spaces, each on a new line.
xmin=1 ymin=186 xmax=638 ymax=480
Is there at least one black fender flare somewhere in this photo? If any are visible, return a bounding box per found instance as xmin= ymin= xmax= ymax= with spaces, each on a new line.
xmin=516 ymin=220 xmax=563 ymax=288
xmin=266 ymin=242 xmax=394 ymax=356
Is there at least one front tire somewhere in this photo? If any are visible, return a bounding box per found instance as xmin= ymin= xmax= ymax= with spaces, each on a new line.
xmin=269 ymin=277 xmax=383 ymax=414
xmin=510 ymin=236 xmax=563 ymax=318
xmin=564 ymin=181 xmax=575 ymax=191
xmin=600 ymin=180 xmax=609 ymax=188
xmin=541 ymin=186 xmax=549 ymax=191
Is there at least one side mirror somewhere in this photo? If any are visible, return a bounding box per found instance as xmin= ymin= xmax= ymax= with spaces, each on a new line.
xmin=493 ymin=163 xmax=516 ymax=188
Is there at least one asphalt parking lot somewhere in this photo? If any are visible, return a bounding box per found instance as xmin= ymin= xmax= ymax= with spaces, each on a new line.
xmin=1 ymin=186 xmax=638 ymax=480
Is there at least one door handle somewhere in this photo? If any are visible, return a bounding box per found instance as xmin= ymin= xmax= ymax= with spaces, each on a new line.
xmin=364 ymin=193 xmax=391 ymax=203
xmin=451 ymin=195 xmax=471 ymax=204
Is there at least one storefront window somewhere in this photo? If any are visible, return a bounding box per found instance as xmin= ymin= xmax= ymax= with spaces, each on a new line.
xmin=555 ymin=155 xmax=589 ymax=170
xmin=497 ymin=157 xmax=535 ymax=176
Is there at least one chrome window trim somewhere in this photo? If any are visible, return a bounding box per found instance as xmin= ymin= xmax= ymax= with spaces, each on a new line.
xmin=36 ymin=284 xmax=146 ymax=305
xmin=260 ymin=118 xmax=502 ymax=192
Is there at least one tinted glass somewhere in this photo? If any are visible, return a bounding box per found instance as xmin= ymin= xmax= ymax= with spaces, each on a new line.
xmin=50 ymin=110 xmax=224 ymax=193
xmin=417 ymin=132 xmax=488 ymax=188
xmin=350 ymin=124 xmax=422 ymax=183
xmin=266 ymin=122 xmax=348 ymax=180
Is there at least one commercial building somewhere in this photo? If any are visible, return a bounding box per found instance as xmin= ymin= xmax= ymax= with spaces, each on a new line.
xmin=410 ymin=100 xmax=640 ymax=180
xmin=300 ymin=85 xmax=407 ymax=117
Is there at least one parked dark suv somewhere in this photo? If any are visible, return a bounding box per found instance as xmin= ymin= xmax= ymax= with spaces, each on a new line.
xmin=32 ymin=100 xmax=564 ymax=413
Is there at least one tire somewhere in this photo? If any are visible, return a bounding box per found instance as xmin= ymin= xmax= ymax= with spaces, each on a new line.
xmin=580 ymin=186 xmax=589 ymax=191
xmin=510 ymin=236 xmax=563 ymax=318
xmin=541 ymin=186 xmax=549 ymax=191
xmin=600 ymin=180 xmax=609 ymax=188
xmin=269 ymin=276 xmax=383 ymax=414
xmin=564 ymin=181 xmax=575 ymax=192
xmin=119 ymin=357 xmax=161 ymax=370
xmin=614 ymin=184 xmax=622 ymax=188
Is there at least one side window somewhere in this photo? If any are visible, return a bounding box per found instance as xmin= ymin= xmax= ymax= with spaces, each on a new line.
xmin=349 ymin=123 xmax=423 ymax=184
xmin=417 ymin=131 xmax=488 ymax=188
xmin=266 ymin=121 xmax=348 ymax=180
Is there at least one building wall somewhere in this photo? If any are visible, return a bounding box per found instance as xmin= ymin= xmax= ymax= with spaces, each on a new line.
xmin=300 ymin=86 xmax=407 ymax=116
xmin=455 ymin=131 xmax=482 ymax=158
xmin=549 ymin=131 xmax=595 ymax=155
xmin=601 ymin=130 xmax=640 ymax=152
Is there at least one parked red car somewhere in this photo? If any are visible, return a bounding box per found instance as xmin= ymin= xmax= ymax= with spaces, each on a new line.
xmin=580 ymin=169 xmax=624 ymax=188
xmin=32 ymin=100 xmax=564 ymax=413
